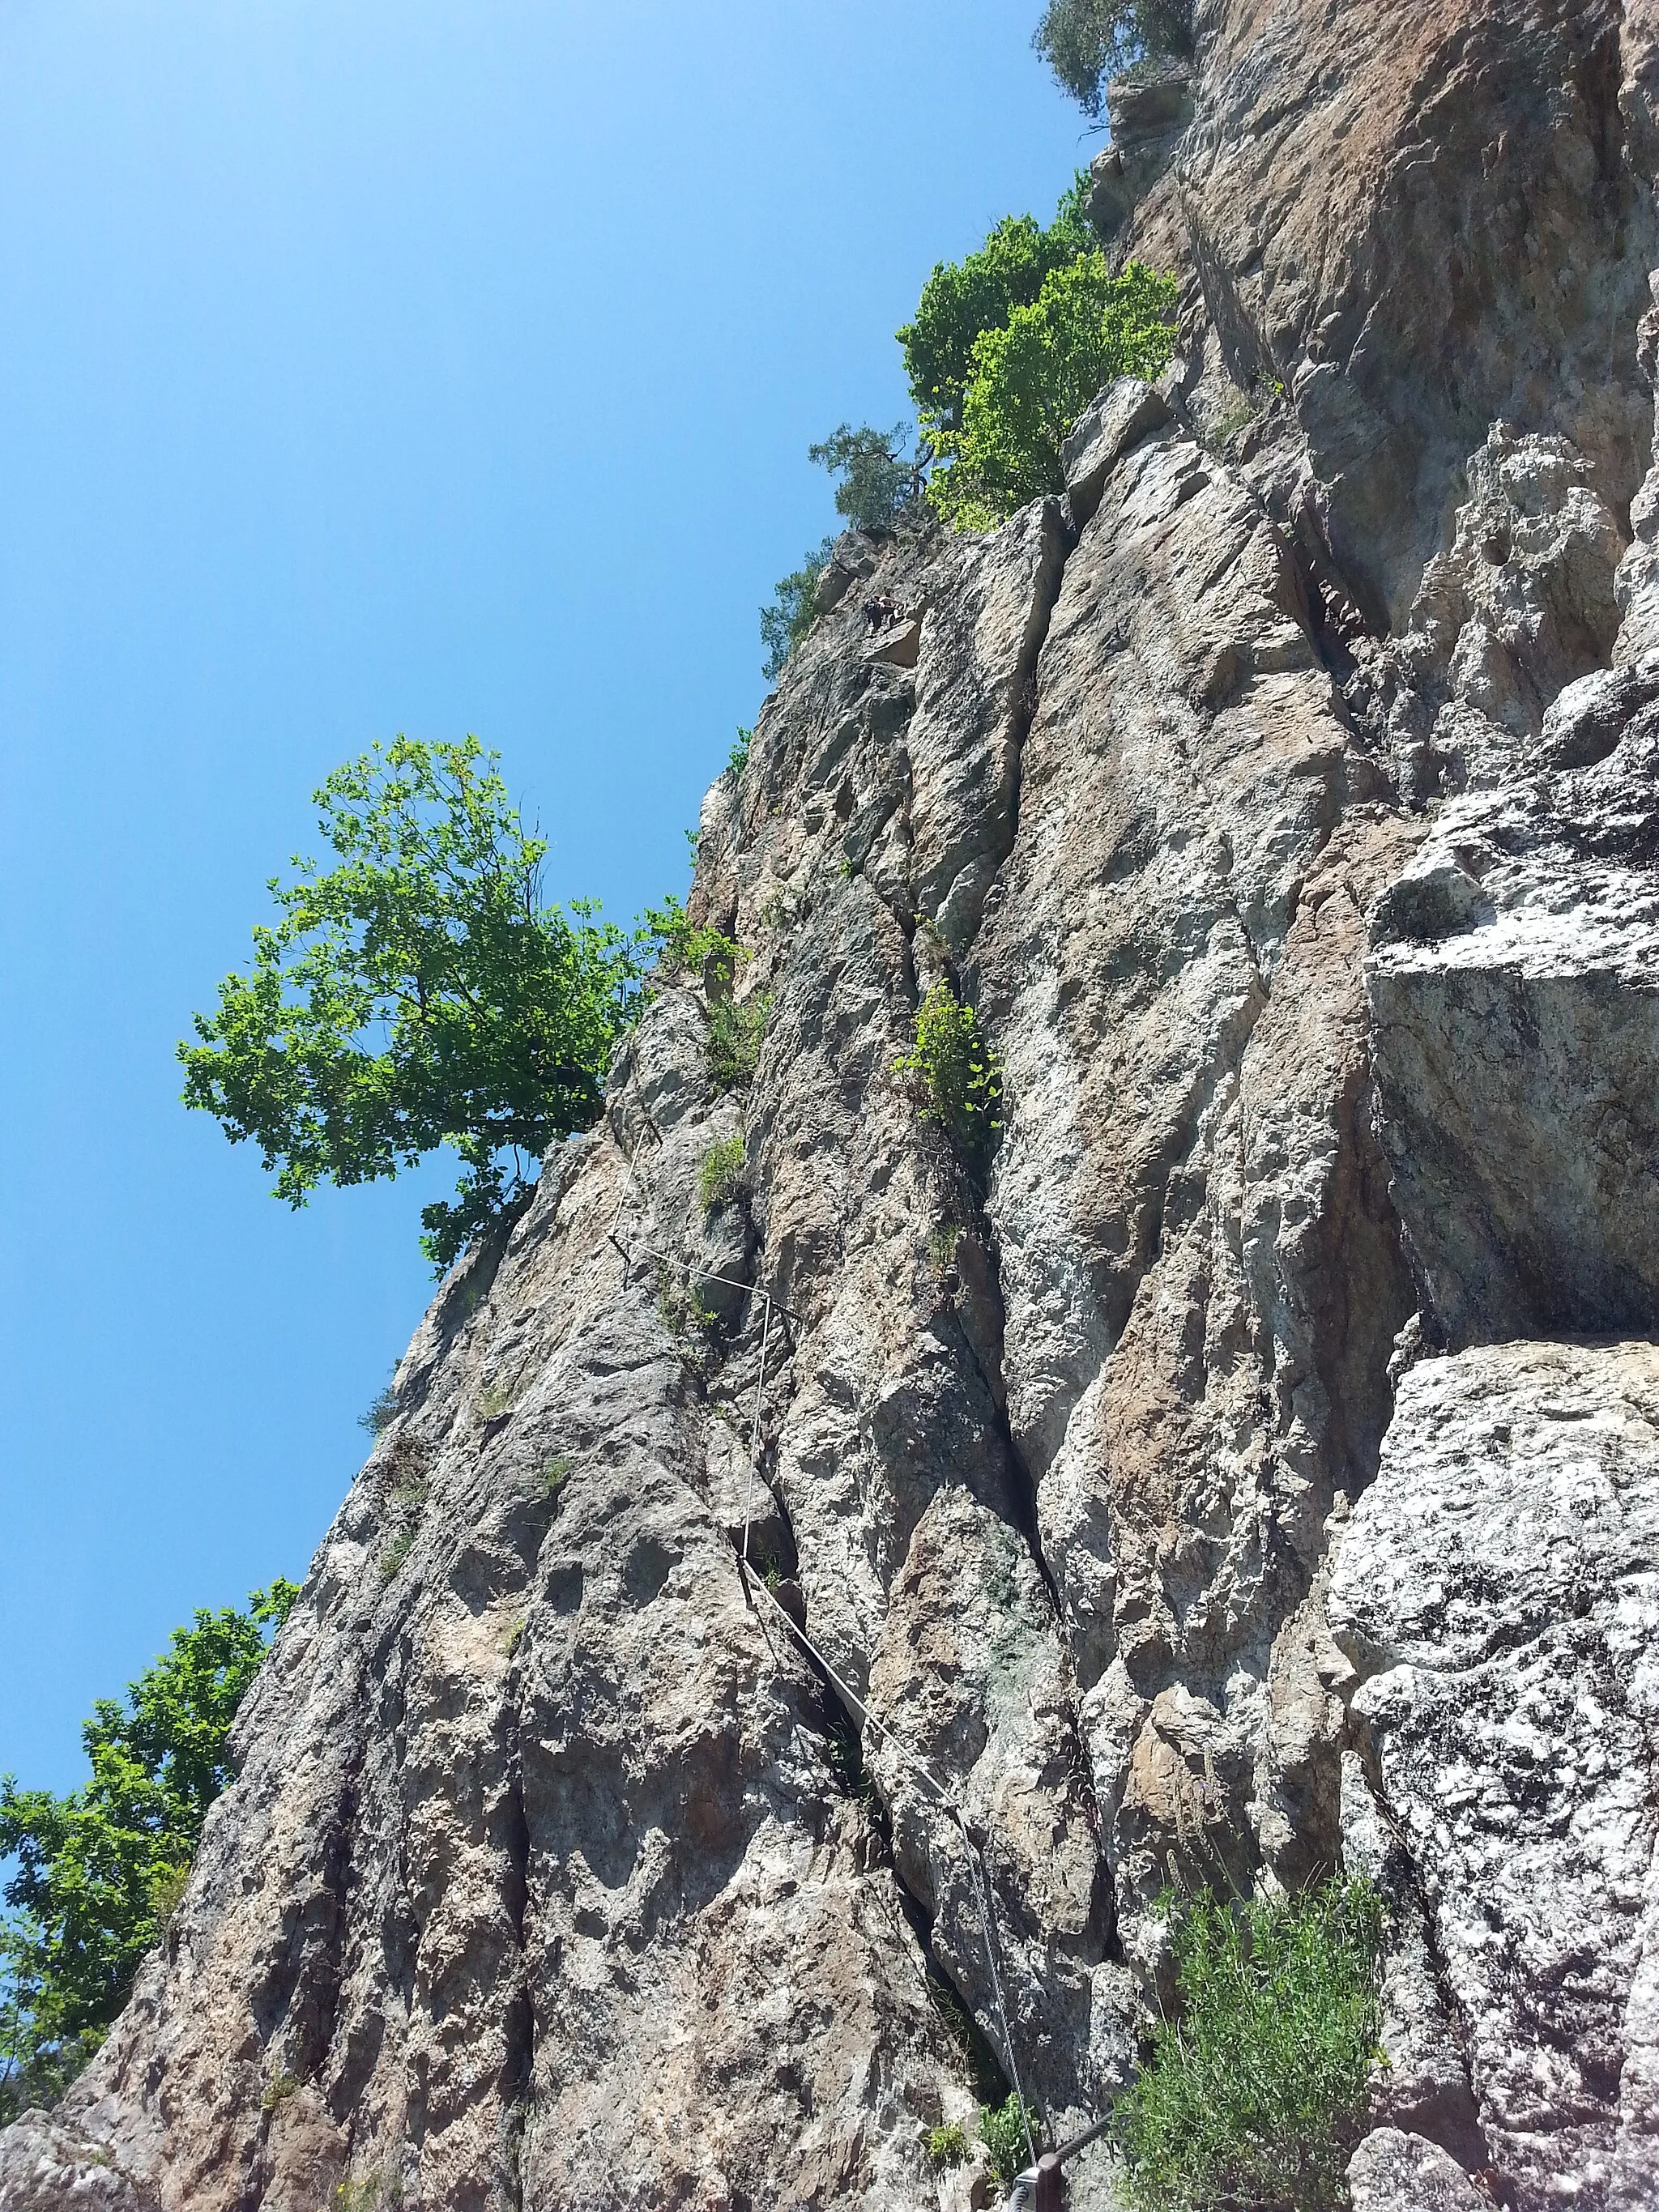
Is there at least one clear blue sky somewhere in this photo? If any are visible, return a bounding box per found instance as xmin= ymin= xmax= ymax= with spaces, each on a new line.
xmin=0 ymin=2 xmax=1085 ymax=1795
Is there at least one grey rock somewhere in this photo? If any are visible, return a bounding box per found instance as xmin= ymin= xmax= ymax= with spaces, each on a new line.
xmin=864 ymin=614 xmax=922 ymax=668
xmin=1538 ymin=657 xmax=1659 ymax=770
xmin=1340 ymin=1754 xmax=1486 ymax=2164
xmin=1367 ymin=739 xmax=1659 ymax=1348
xmin=814 ymin=560 xmax=855 ymax=614
xmin=1346 ymin=2128 xmax=1487 ymax=2212
xmin=12 ymin=4 xmax=1659 ymax=2201
xmin=0 ymin=2112 xmax=160 ymax=2211
xmin=1331 ymin=1340 xmax=1659 ymax=2210
xmin=1060 ymin=378 xmax=1170 ymax=529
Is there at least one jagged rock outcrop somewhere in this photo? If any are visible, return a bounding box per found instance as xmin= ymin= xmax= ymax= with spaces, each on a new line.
xmin=1333 ymin=1340 xmax=1659 ymax=2206
xmin=7 ymin=3 xmax=1658 ymax=2207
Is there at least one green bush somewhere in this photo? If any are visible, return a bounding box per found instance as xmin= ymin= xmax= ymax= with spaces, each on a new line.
xmin=930 ymin=254 xmax=1179 ymax=527
xmin=926 ymin=2120 xmax=970 ymax=2169
xmin=761 ymin=536 xmax=837 ymax=682
xmin=980 ymin=2095 xmax=1041 ymax=2187
xmin=893 ymin=982 xmax=1002 ymax=1169
xmin=1033 ymin=0 xmax=1194 ymax=117
xmin=726 ymin=725 xmax=753 ymax=781
xmin=1113 ymin=1878 xmax=1384 ymax=2212
xmin=378 ymin=1526 xmax=416 ymax=1584
xmin=898 ymin=185 xmax=1092 ymax=439
xmin=0 ymin=1584 xmax=299 ymax=2122
xmin=359 ymin=1379 xmax=400 ymax=1434
xmin=708 ymin=992 xmax=770 ymax=1093
xmin=808 ymin=421 xmax=914 ymax=532
xmin=179 ymin=737 xmax=642 ymax=1273
xmin=638 ymin=902 xmax=770 ymax=1093
xmin=698 ymin=1134 xmax=747 ymax=1213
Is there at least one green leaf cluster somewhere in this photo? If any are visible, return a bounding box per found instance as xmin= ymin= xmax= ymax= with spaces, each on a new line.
xmin=979 ymin=2094 xmax=1041 ymax=2187
xmin=1113 ymin=1877 xmax=1385 ymax=2211
xmin=644 ymin=901 xmax=770 ymax=1094
xmin=928 ymin=254 xmax=1179 ymax=528
xmin=178 ymin=738 xmax=644 ymax=1273
xmin=1033 ymin=0 xmax=1195 ymax=117
xmin=761 ymin=535 xmax=837 ymax=684
xmin=925 ymin=2120 xmax=970 ymax=2169
xmin=893 ymin=982 xmax=1002 ymax=1170
xmin=898 ymin=190 xmax=1092 ymax=439
xmin=0 ymin=1583 xmax=299 ymax=2121
xmin=808 ymin=421 xmax=914 ymax=533
xmin=697 ymin=1133 xmax=747 ymax=1214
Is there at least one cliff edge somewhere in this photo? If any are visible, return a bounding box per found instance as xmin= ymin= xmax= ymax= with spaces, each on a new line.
xmin=6 ymin=3 xmax=1657 ymax=2206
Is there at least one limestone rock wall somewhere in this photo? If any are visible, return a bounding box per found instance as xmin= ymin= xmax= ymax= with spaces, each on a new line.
xmin=6 ymin=4 xmax=1658 ymax=2208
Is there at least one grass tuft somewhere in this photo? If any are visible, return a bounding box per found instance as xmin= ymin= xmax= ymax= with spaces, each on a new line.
xmin=698 ymin=1134 xmax=747 ymax=1213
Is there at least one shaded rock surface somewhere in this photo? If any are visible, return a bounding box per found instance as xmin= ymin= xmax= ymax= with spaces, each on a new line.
xmin=6 ymin=2 xmax=1659 ymax=2207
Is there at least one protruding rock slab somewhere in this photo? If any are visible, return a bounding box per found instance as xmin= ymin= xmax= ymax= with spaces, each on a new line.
xmin=1367 ymin=701 xmax=1659 ymax=1347
xmin=1347 ymin=2128 xmax=1487 ymax=2212
xmin=0 ymin=2111 xmax=161 ymax=2211
xmin=1331 ymin=1340 xmax=1659 ymax=2212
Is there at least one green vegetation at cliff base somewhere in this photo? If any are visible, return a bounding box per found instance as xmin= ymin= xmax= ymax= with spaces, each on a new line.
xmin=0 ymin=1583 xmax=298 ymax=2123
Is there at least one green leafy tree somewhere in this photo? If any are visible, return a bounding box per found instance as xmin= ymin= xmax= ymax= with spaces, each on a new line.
xmin=1034 ymin=0 xmax=1195 ymax=117
xmin=1112 ymin=1877 xmax=1384 ymax=2211
xmin=929 ymin=254 xmax=1179 ymax=527
xmin=898 ymin=184 xmax=1093 ymax=440
xmin=893 ymin=982 xmax=1003 ymax=1173
xmin=179 ymin=737 xmax=642 ymax=1272
xmin=0 ymin=1583 xmax=299 ymax=2122
xmin=808 ymin=421 xmax=915 ymax=532
xmin=760 ymin=535 xmax=836 ymax=683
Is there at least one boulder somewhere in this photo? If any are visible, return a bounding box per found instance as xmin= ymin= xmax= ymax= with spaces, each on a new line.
xmin=1346 ymin=2129 xmax=1487 ymax=2212
xmin=1332 ymin=1340 xmax=1659 ymax=2210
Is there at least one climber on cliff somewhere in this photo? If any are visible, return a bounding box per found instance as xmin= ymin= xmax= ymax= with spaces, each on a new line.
xmin=864 ymin=592 xmax=897 ymax=634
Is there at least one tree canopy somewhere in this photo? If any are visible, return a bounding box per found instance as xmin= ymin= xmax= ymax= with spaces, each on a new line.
xmin=179 ymin=738 xmax=642 ymax=1271
xmin=0 ymin=1583 xmax=298 ymax=2122
xmin=897 ymin=192 xmax=1091 ymax=438
xmin=1032 ymin=0 xmax=1195 ymax=117
xmin=808 ymin=421 xmax=915 ymax=533
xmin=760 ymin=535 xmax=836 ymax=683
xmin=928 ymin=254 xmax=1179 ymax=526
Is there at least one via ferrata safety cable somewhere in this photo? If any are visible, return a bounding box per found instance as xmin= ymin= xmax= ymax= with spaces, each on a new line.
xmin=607 ymin=1156 xmax=1039 ymax=2174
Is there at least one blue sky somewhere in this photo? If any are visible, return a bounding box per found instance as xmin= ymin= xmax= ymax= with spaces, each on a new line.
xmin=0 ymin=1 xmax=1085 ymax=1794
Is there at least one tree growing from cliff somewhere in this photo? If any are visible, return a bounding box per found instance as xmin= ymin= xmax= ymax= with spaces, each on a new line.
xmin=760 ymin=536 xmax=836 ymax=682
xmin=897 ymin=184 xmax=1093 ymax=438
xmin=1033 ymin=0 xmax=1194 ymax=117
xmin=179 ymin=738 xmax=642 ymax=1272
xmin=808 ymin=422 xmax=915 ymax=532
xmin=0 ymin=1583 xmax=298 ymax=2123
xmin=928 ymin=254 xmax=1179 ymax=526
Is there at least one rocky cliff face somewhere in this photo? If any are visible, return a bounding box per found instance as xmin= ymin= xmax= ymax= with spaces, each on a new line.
xmin=6 ymin=3 xmax=1657 ymax=2208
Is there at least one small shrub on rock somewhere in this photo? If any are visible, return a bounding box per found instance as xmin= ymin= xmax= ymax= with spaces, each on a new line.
xmin=926 ymin=2119 xmax=970 ymax=2169
xmin=1112 ymin=1877 xmax=1384 ymax=2212
xmin=697 ymin=1134 xmax=747 ymax=1213
xmin=359 ymin=1379 xmax=400 ymax=1435
xmin=708 ymin=992 xmax=770 ymax=1093
xmin=761 ymin=537 xmax=837 ymax=681
xmin=809 ymin=421 xmax=915 ymax=532
xmin=893 ymin=983 xmax=1002 ymax=1170
xmin=980 ymin=2095 xmax=1040 ymax=2187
